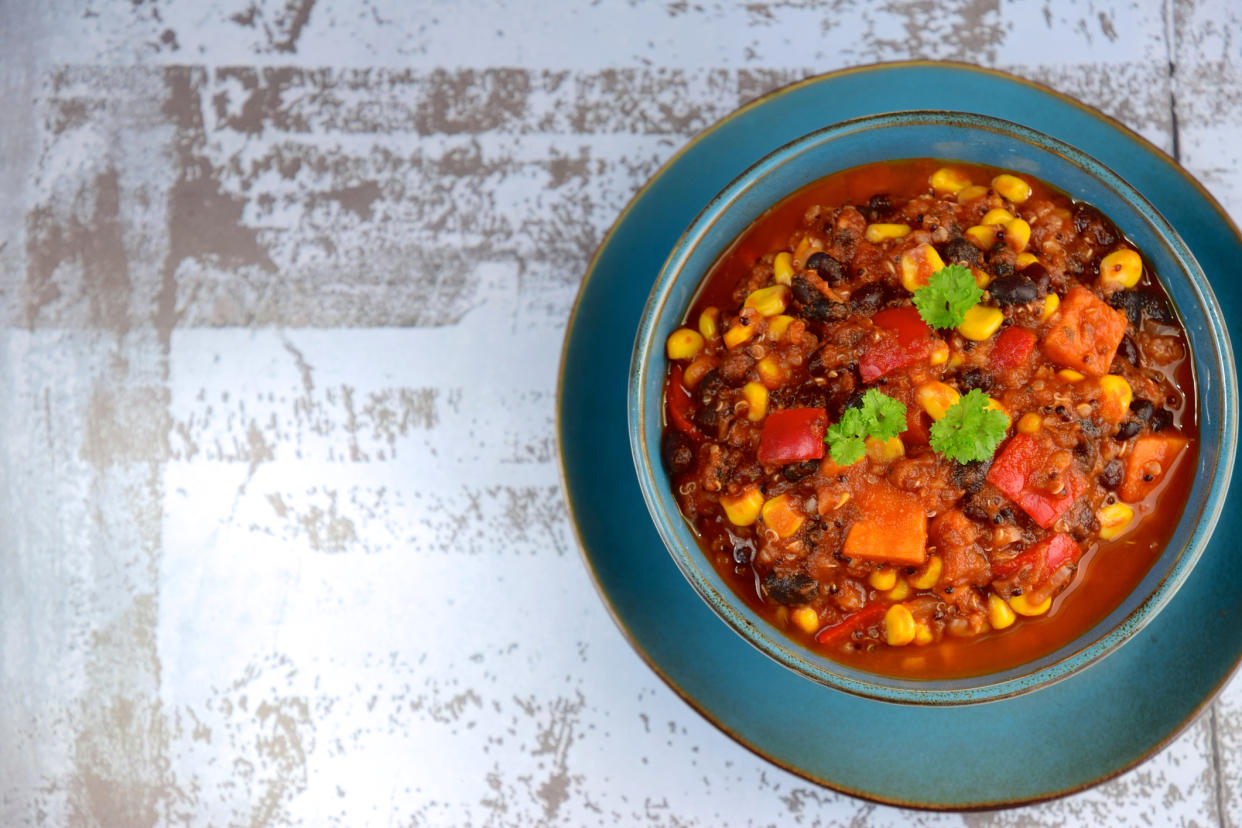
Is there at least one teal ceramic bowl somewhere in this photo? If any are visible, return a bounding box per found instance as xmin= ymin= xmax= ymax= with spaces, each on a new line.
xmin=628 ymin=110 xmax=1237 ymax=705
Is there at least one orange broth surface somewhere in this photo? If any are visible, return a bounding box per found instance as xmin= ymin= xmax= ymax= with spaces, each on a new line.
xmin=676 ymin=158 xmax=1197 ymax=679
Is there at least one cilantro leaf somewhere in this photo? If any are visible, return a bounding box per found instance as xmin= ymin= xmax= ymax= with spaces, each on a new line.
xmin=929 ymin=388 xmax=1010 ymax=463
xmin=824 ymin=389 xmax=908 ymax=465
xmin=858 ymin=388 xmax=908 ymax=441
xmin=912 ymin=264 xmax=982 ymax=329
xmin=825 ymin=408 xmax=867 ymax=465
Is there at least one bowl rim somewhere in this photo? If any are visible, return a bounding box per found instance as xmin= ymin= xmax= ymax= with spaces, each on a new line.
xmin=627 ymin=109 xmax=1238 ymax=705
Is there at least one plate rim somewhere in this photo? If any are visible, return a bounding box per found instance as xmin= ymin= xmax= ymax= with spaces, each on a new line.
xmin=555 ymin=58 xmax=1242 ymax=810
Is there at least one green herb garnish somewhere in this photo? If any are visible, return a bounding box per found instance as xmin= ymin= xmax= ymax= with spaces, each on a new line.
xmin=825 ymin=389 xmax=908 ymax=465
xmin=929 ymin=388 xmax=1010 ymax=463
xmin=912 ymin=264 xmax=982 ymax=330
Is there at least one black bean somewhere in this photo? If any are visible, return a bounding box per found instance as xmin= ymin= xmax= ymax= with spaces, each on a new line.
xmin=991 ymin=259 xmax=1015 ymax=279
xmin=1115 ymin=335 xmax=1140 ymax=366
xmin=696 ymin=369 xmax=725 ymax=402
xmin=957 ymin=367 xmax=994 ymax=394
xmin=1150 ymin=408 xmax=1174 ymax=432
xmin=1099 ymin=458 xmax=1124 ymax=490
xmin=1072 ymin=202 xmax=1120 ymax=247
xmin=791 ymin=275 xmax=822 ymax=306
xmin=988 ymin=275 xmax=1039 ymax=305
xmin=762 ymin=572 xmax=818 ymax=605
xmin=961 ymin=495 xmax=992 ymax=524
xmin=661 ymin=431 xmax=696 ymax=475
xmin=1073 ymin=438 xmax=1096 ymax=470
xmin=692 ymin=404 xmax=724 ymax=439
xmin=941 ymin=237 xmax=980 ymax=267
xmin=864 ymin=194 xmax=893 ymax=222
xmin=1130 ymin=397 xmax=1154 ymax=422
xmin=1141 ymin=291 xmax=1174 ymax=324
xmin=1108 ymin=290 xmax=1144 ymax=328
xmin=951 ymin=459 xmax=991 ymax=495
xmin=732 ymin=540 xmax=753 ymax=566
xmin=806 ymin=252 xmax=847 ymax=285
xmin=841 ymin=389 xmax=867 ymax=412
xmin=781 ymin=460 xmax=820 ymax=483
xmin=849 ymin=281 xmax=892 ymax=315
xmin=1114 ymin=420 xmax=1142 ymax=441
xmin=1022 ymin=262 xmax=1051 ymax=295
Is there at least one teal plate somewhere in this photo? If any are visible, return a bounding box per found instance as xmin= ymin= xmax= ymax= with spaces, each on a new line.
xmin=557 ymin=61 xmax=1242 ymax=809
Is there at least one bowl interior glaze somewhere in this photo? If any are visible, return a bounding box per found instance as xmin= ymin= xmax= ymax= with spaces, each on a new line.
xmin=628 ymin=111 xmax=1236 ymax=705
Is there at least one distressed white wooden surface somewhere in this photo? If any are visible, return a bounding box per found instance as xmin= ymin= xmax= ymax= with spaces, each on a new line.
xmin=1 ymin=0 xmax=1240 ymax=825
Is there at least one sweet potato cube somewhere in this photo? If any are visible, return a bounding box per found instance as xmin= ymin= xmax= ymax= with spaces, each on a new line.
xmin=842 ymin=482 xmax=928 ymax=566
xmin=1120 ymin=433 xmax=1189 ymax=502
xmin=1041 ymin=286 xmax=1128 ymax=377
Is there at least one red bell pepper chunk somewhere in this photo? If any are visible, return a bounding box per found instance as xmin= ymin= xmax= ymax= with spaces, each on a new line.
xmin=859 ymin=306 xmax=933 ymax=382
xmin=991 ymin=326 xmax=1037 ymax=372
xmin=903 ymin=406 xmax=931 ymax=446
xmin=815 ymin=603 xmax=888 ymax=646
xmin=986 ymin=433 xmax=1086 ymax=528
xmin=757 ymin=408 xmax=826 ymax=465
xmin=664 ymin=364 xmax=700 ymax=437
xmin=990 ymin=533 xmax=1080 ymax=583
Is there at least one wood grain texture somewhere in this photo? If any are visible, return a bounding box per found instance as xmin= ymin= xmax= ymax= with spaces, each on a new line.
xmin=0 ymin=0 xmax=1239 ymax=825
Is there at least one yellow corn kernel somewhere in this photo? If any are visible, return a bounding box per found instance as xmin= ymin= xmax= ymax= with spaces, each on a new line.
xmin=886 ymin=579 xmax=912 ymax=602
xmin=791 ymin=606 xmax=820 ymax=634
xmin=958 ymin=305 xmax=1005 ymax=341
xmin=900 ymin=243 xmax=947 ymax=292
xmin=742 ymin=381 xmax=768 ymax=422
xmin=929 ymin=339 xmax=950 ymax=366
xmin=723 ymin=317 xmax=756 ymax=349
xmin=1057 ymin=368 xmax=1085 ymax=382
xmin=745 ymin=284 xmax=790 ymax=317
xmin=908 ymin=555 xmax=943 ymax=590
xmin=986 ymin=396 xmax=1010 ymax=424
xmin=683 ymin=355 xmax=715 ymax=389
xmin=719 ymin=486 xmax=764 ymax=527
xmin=988 ymin=593 xmax=1017 ymax=630
xmin=773 ymin=251 xmax=795 ymax=286
xmin=973 ymin=267 xmax=993 ymax=289
xmin=930 ymin=167 xmax=972 ymax=194
xmin=914 ymin=622 xmax=935 ymax=646
xmin=869 ymin=568 xmax=898 ymax=591
xmin=1005 ymin=218 xmax=1032 ymax=253
xmin=1017 ymin=412 xmax=1042 ymax=434
xmin=666 ymin=327 xmax=704 ymax=360
xmin=1098 ymin=502 xmax=1135 ymax=540
xmin=767 ymin=314 xmax=795 ymax=341
xmin=917 ymin=381 xmax=961 ymax=421
xmin=884 ymin=604 xmax=917 ymax=646
xmin=1099 ymin=248 xmax=1143 ymax=289
xmin=981 ymin=208 xmax=1015 ymax=226
xmin=756 ymin=356 xmax=786 ymax=389
xmin=957 ymin=184 xmax=989 ymax=202
xmin=865 ymin=435 xmax=905 ymax=463
xmin=792 ymin=235 xmax=819 ymax=267
xmin=1041 ymin=292 xmax=1060 ymax=321
xmin=947 ymin=351 xmax=965 ymax=370
xmin=698 ymin=306 xmax=720 ymax=340
xmin=1098 ymin=374 xmax=1133 ymax=418
xmin=761 ymin=493 xmax=805 ymax=538
xmin=865 ymin=223 xmax=911 ymax=243
xmin=993 ymin=174 xmax=1033 ymax=204
xmin=1008 ymin=592 xmax=1053 ymax=617
xmin=965 ymin=224 xmax=998 ymax=249
xmin=1015 ymin=252 xmax=1040 ymax=269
